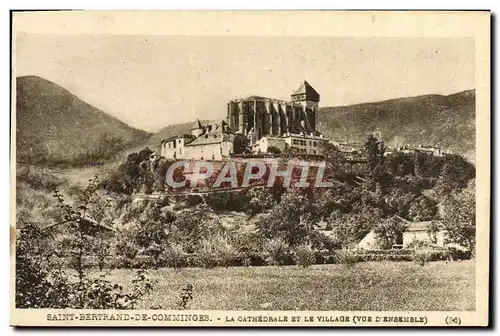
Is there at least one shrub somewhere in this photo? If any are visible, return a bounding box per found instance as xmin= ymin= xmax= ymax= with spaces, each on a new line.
xmin=66 ymin=269 xmax=156 ymax=309
xmin=177 ymin=284 xmax=194 ymax=310
xmin=293 ymin=245 xmax=316 ymax=268
xmin=196 ymin=240 xmax=220 ymax=269
xmin=413 ymin=251 xmax=431 ymax=266
xmin=16 ymin=224 xmax=156 ymax=309
xmin=16 ymin=224 xmax=58 ymax=308
xmin=216 ymin=241 xmax=239 ymax=268
xmin=448 ymin=247 xmax=472 ymax=261
xmin=161 ymin=244 xmax=187 ymax=269
xmin=262 ymin=238 xmax=292 ymax=266
xmin=267 ymin=146 xmax=282 ymax=155
xmin=406 ymin=239 xmax=435 ymax=250
xmin=113 ymin=233 xmax=140 ymax=269
xmin=334 ymin=249 xmax=360 ymax=267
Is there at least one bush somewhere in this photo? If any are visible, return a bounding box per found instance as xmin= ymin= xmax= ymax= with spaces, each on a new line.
xmin=293 ymin=245 xmax=316 ymax=268
xmin=161 ymin=244 xmax=187 ymax=269
xmin=413 ymin=251 xmax=431 ymax=266
xmin=16 ymin=224 xmax=58 ymax=308
xmin=177 ymin=284 xmax=194 ymax=310
xmin=113 ymin=233 xmax=140 ymax=269
xmin=195 ymin=240 xmax=220 ymax=269
xmin=448 ymin=247 xmax=472 ymax=261
xmin=262 ymin=238 xmax=292 ymax=266
xmin=16 ymin=224 xmax=156 ymax=309
xmin=345 ymin=248 xmax=450 ymax=263
xmin=333 ymin=250 xmax=360 ymax=266
xmin=406 ymin=239 xmax=436 ymax=250
xmin=216 ymin=241 xmax=240 ymax=268
xmin=267 ymin=146 xmax=282 ymax=155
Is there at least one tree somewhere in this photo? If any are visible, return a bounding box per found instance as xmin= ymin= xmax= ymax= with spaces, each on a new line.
xmin=382 ymin=187 xmax=415 ymax=218
xmin=17 ymin=177 xmax=156 ymax=309
xmin=319 ymin=142 xmax=346 ymax=178
xmin=233 ymin=134 xmax=251 ymax=155
xmin=408 ymin=196 xmax=437 ymax=221
xmin=256 ymin=190 xmax=319 ymax=247
xmin=52 ymin=176 xmax=102 ymax=283
xmin=247 ymin=187 xmax=277 ymax=216
xmin=441 ymin=180 xmax=476 ymax=253
xmin=333 ymin=208 xmax=382 ymax=248
xmin=102 ymin=147 xmax=153 ymax=194
xmin=267 ymin=146 xmax=282 ymax=155
xmin=437 ymin=154 xmax=476 ymax=193
xmin=364 ymin=134 xmax=386 ymax=173
xmin=386 ymin=152 xmax=414 ymax=177
xmin=373 ymin=216 xmax=409 ymax=249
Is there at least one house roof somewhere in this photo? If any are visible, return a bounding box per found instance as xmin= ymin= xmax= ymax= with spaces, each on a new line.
xmin=161 ymin=134 xmax=195 ymax=143
xmin=242 ymin=95 xmax=290 ymax=103
xmin=245 ymin=95 xmax=272 ymax=100
xmin=191 ymin=119 xmax=204 ymax=130
xmin=392 ymin=215 xmax=442 ymax=232
xmin=406 ymin=221 xmax=435 ymax=232
xmin=186 ymin=132 xmax=233 ymax=146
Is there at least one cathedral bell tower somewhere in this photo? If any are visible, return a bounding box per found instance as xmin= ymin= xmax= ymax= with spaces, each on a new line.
xmin=290 ymin=80 xmax=320 ymax=132
xmin=290 ymin=80 xmax=320 ymax=109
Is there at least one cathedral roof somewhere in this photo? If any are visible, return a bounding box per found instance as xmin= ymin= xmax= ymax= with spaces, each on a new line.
xmin=292 ymin=80 xmax=319 ymax=97
xmin=186 ymin=132 xmax=233 ymax=146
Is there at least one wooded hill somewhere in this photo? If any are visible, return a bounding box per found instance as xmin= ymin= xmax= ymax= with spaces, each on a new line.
xmin=317 ymin=90 xmax=475 ymax=160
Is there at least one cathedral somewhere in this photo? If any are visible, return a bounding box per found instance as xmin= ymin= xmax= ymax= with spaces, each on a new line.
xmin=160 ymin=81 xmax=326 ymax=160
xmin=227 ymin=80 xmax=321 ymax=142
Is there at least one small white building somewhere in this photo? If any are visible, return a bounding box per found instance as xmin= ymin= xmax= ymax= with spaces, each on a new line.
xmin=252 ymin=133 xmax=326 ymax=155
xmin=402 ymin=221 xmax=445 ymax=247
xmin=284 ymin=133 xmax=325 ymax=155
xmin=398 ymin=144 xmax=449 ymax=157
xmin=160 ymin=120 xmax=234 ymax=161
xmin=252 ymin=136 xmax=287 ymax=154
xmin=356 ymin=219 xmax=446 ymax=250
xmin=160 ymin=134 xmax=195 ymax=160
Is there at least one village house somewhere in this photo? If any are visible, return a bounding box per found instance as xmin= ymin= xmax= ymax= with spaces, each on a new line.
xmin=396 ymin=144 xmax=451 ymax=157
xmin=160 ymin=120 xmax=234 ymax=160
xmin=357 ymin=219 xmax=446 ymax=250
xmin=252 ymin=133 xmax=326 ymax=155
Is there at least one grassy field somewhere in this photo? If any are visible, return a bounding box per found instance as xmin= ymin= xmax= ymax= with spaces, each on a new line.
xmin=100 ymin=260 xmax=475 ymax=311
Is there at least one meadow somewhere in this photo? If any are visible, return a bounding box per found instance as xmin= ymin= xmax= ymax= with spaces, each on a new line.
xmin=99 ymin=260 xmax=475 ymax=311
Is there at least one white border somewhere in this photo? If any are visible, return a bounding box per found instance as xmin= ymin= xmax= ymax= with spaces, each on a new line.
xmin=3 ymin=1 xmax=496 ymax=335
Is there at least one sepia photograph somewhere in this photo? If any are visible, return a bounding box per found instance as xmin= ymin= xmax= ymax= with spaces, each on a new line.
xmin=10 ymin=10 xmax=490 ymax=326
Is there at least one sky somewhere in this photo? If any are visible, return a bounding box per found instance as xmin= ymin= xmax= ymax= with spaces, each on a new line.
xmin=15 ymin=34 xmax=475 ymax=132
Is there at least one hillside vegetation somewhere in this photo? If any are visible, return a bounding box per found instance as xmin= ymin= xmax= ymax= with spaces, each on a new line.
xmin=318 ymin=90 xmax=475 ymax=159
xmin=16 ymin=76 xmax=150 ymax=166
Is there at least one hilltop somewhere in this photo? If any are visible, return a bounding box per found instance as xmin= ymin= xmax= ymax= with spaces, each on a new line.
xmin=146 ymin=90 xmax=475 ymax=158
xmin=16 ymin=76 xmax=150 ymax=166
xmin=15 ymin=76 xmax=475 ymax=167
xmin=317 ymin=90 xmax=475 ymax=158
